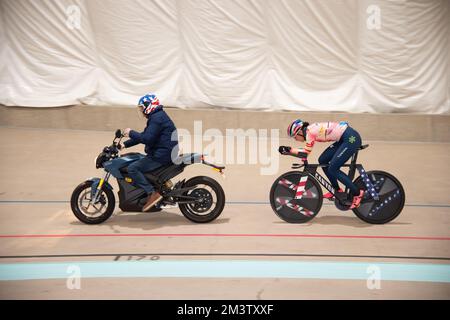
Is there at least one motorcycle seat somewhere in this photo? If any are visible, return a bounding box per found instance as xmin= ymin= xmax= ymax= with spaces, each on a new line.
xmin=147 ymin=163 xmax=174 ymax=176
xmin=175 ymin=153 xmax=202 ymax=164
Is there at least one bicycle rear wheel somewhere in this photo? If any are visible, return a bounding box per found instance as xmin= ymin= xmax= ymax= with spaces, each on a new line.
xmin=352 ymin=170 xmax=405 ymax=224
xmin=270 ymin=171 xmax=323 ymax=223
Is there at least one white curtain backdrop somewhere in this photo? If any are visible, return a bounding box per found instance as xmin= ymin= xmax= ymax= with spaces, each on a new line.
xmin=0 ymin=0 xmax=449 ymax=113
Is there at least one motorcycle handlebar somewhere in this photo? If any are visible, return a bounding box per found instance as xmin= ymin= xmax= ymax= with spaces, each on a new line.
xmin=112 ymin=129 xmax=125 ymax=153
xmin=115 ymin=129 xmax=123 ymax=139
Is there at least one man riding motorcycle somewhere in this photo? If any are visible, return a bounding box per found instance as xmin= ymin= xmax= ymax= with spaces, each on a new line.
xmin=119 ymin=93 xmax=179 ymax=212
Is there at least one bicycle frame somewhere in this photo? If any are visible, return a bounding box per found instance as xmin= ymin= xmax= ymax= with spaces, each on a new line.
xmin=292 ymin=149 xmax=380 ymax=202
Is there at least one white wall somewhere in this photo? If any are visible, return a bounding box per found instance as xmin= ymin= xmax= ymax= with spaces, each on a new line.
xmin=1 ymin=0 xmax=449 ymax=113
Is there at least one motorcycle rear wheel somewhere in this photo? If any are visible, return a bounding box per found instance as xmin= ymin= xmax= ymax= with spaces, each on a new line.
xmin=178 ymin=176 xmax=225 ymax=223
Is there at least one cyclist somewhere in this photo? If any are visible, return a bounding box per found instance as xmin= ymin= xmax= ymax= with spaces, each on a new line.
xmin=279 ymin=120 xmax=364 ymax=209
xmin=119 ymin=93 xmax=179 ymax=212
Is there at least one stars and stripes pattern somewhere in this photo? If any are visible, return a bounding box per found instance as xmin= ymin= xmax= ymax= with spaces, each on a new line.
xmin=275 ymin=197 xmax=314 ymax=217
xmin=275 ymin=175 xmax=316 ymax=217
xmin=278 ymin=178 xmax=316 ymax=198
xmin=138 ymin=93 xmax=161 ymax=115
xmin=294 ymin=176 xmax=309 ymax=199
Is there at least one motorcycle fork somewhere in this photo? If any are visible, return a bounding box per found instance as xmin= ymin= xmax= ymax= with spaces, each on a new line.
xmin=91 ymin=171 xmax=111 ymax=205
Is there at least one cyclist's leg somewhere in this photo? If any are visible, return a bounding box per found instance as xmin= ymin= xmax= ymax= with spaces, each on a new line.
xmin=127 ymin=157 xmax=163 ymax=195
xmin=328 ymin=128 xmax=362 ymax=196
xmin=318 ymin=141 xmax=342 ymax=190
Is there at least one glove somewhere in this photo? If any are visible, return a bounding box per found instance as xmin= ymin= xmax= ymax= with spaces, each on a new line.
xmin=117 ymin=142 xmax=125 ymax=150
xmin=123 ymin=128 xmax=131 ymax=137
xmin=278 ymin=146 xmax=291 ymax=155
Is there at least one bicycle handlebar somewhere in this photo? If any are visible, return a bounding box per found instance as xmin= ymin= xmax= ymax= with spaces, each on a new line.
xmin=291 ymin=163 xmax=305 ymax=169
xmin=280 ymin=147 xmax=308 ymax=163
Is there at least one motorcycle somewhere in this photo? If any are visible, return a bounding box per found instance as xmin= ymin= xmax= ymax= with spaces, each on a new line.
xmin=70 ymin=129 xmax=226 ymax=224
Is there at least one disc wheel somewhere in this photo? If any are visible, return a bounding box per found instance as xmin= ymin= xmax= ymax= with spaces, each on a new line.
xmin=270 ymin=171 xmax=323 ymax=223
xmin=352 ymin=170 xmax=405 ymax=224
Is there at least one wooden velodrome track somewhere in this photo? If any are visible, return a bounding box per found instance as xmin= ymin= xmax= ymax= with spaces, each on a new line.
xmin=0 ymin=111 xmax=449 ymax=299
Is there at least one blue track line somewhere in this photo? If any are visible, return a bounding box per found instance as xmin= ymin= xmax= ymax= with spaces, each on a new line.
xmin=0 ymin=260 xmax=449 ymax=283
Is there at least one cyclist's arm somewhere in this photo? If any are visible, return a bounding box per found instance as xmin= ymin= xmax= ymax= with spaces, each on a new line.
xmin=289 ymin=148 xmax=309 ymax=160
xmin=291 ymin=130 xmax=315 ymax=157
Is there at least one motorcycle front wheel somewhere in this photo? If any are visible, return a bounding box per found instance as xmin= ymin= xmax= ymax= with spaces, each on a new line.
xmin=70 ymin=180 xmax=116 ymax=224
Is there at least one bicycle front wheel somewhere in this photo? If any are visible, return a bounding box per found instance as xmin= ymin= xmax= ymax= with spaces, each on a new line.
xmin=270 ymin=171 xmax=323 ymax=223
xmin=352 ymin=170 xmax=405 ymax=224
